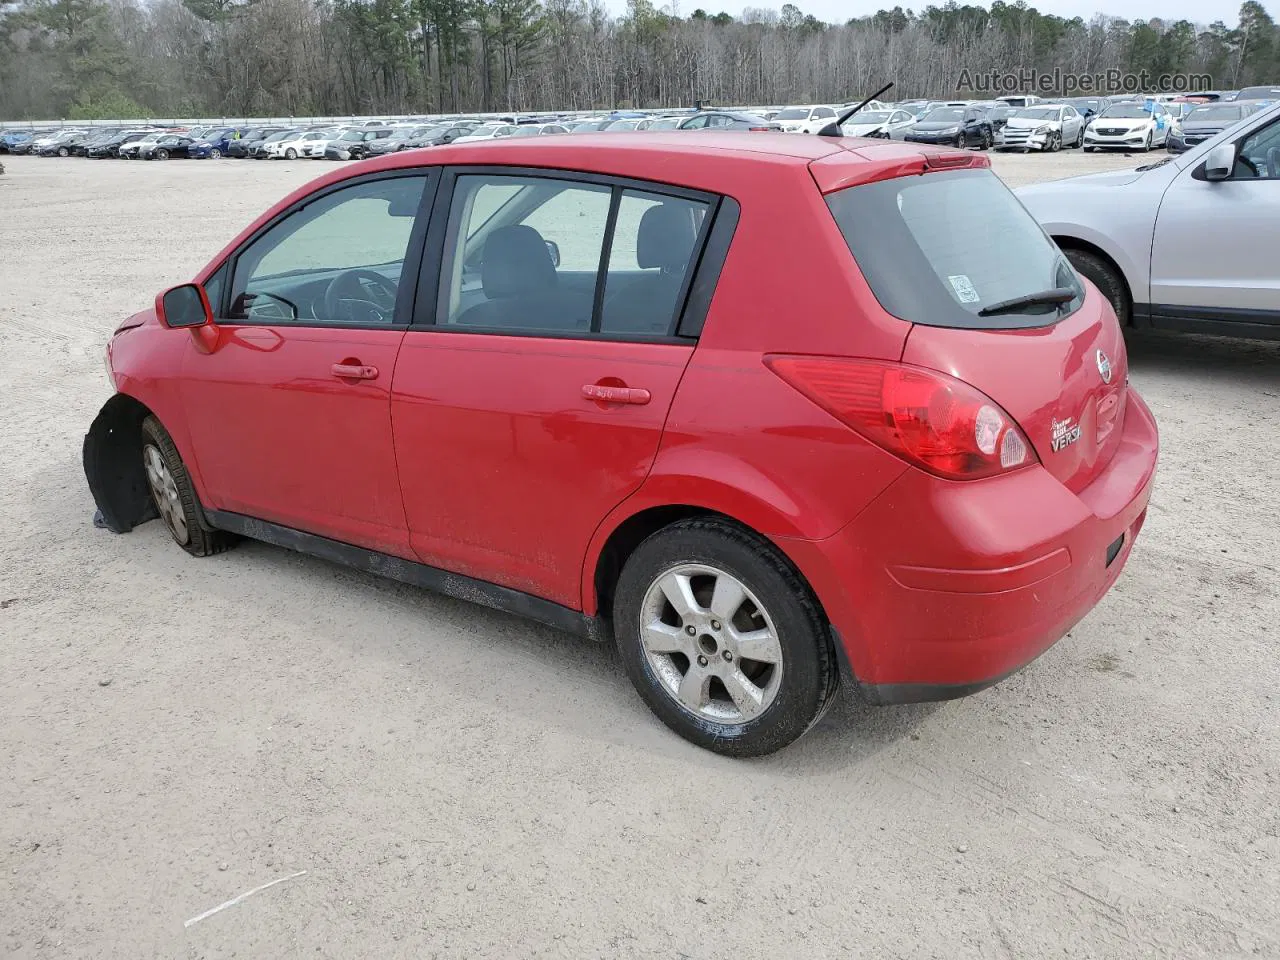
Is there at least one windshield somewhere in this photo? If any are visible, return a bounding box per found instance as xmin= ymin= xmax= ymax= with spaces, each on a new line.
xmin=264 ymin=132 xmax=294 ymax=142
xmin=1189 ymin=105 xmax=1245 ymax=122
xmin=826 ymin=169 xmax=1081 ymax=329
xmin=510 ymin=126 xmax=541 ymax=137
xmin=852 ymin=111 xmax=892 ymax=123
xmin=775 ymin=107 xmax=811 ymax=120
xmin=1014 ymin=107 xmax=1059 ymax=120
xmin=922 ymin=107 xmax=964 ymax=123
xmin=1100 ymin=104 xmax=1151 ymax=119
xmin=339 ymin=130 xmax=364 ymax=142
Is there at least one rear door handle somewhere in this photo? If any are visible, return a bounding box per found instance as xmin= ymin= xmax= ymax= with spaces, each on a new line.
xmin=582 ymin=384 xmax=651 ymax=405
xmin=331 ymin=363 xmax=379 ymax=380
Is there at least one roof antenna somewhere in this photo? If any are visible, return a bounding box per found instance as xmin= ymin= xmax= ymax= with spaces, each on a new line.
xmin=818 ymin=82 xmax=895 ymax=138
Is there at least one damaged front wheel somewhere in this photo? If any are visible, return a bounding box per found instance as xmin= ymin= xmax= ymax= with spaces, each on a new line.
xmin=140 ymin=416 xmax=235 ymax=557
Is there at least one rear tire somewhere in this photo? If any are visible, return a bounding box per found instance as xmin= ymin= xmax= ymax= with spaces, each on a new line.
xmin=612 ymin=518 xmax=837 ymax=757
xmin=1064 ymin=248 xmax=1130 ymax=325
xmin=140 ymin=416 xmax=236 ymax=558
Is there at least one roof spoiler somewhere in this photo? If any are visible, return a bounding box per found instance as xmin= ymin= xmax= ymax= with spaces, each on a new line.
xmin=818 ymin=82 xmax=895 ymax=138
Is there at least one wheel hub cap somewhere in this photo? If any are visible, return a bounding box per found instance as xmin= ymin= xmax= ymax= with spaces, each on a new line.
xmin=143 ymin=444 xmax=188 ymax=544
xmin=639 ymin=563 xmax=783 ymax=724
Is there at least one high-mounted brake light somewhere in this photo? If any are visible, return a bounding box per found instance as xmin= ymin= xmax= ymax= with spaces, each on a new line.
xmin=764 ymin=356 xmax=1037 ymax=480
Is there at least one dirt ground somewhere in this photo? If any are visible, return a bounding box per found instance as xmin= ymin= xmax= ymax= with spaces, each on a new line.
xmin=1 ymin=148 xmax=1278 ymax=959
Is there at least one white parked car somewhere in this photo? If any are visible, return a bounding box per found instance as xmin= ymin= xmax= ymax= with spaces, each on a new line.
xmin=1083 ymin=102 xmax=1173 ymax=151
xmin=772 ymin=104 xmax=841 ymax=134
xmin=1017 ymin=101 xmax=1280 ymax=340
xmin=506 ymin=123 xmax=570 ymax=138
xmin=264 ymin=130 xmax=332 ymax=159
xmin=995 ymin=94 xmax=1041 ymax=108
xmin=451 ymin=123 xmax=517 ymax=143
xmin=995 ymin=104 xmax=1086 ymax=151
xmin=840 ymin=108 xmax=916 ymax=139
xmin=302 ymin=128 xmax=353 ymax=158
xmin=119 ymin=133 xmax=164 ymax=159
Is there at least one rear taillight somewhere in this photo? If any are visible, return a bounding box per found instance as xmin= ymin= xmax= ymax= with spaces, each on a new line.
xmin=748 ymin=127 xmax=771 ymax=132
xmin=765 ymin=356 xmax=1037 ymax=480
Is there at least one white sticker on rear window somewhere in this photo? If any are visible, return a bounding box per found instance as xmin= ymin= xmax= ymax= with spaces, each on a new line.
xmin=947 ymin=274 xmax=980 ymax=304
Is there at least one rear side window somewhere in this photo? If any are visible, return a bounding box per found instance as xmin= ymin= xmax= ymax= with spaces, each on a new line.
xmin=825 ymin=169 xmax=1081 ymax=329
xmin=436 ymin=173 xmax=710 ymax=339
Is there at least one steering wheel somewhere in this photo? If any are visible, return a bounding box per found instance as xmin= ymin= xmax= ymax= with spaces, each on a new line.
xmin=322 ymin=269 xmax=399 ymax=323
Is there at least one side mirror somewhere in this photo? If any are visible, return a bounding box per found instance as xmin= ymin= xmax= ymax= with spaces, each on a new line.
xmin=1203 ymin=142 xmax=1236 ymax=181
xmin=157 ymin=283 xmax=212 ymax=328
xmin=545 ymin=239 xmax=561 ymax=268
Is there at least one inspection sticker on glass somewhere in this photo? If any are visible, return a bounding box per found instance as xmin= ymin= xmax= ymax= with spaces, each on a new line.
xmin=948 ymin=275 xmax=980 ymax=304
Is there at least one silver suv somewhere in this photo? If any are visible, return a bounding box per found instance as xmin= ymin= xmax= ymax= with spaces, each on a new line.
xmin=1017 ymin=101 xmax=1280 ymax=340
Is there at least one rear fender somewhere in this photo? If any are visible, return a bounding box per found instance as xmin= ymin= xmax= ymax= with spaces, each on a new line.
xmin=579 ymin=470 xmax=814 ymax=618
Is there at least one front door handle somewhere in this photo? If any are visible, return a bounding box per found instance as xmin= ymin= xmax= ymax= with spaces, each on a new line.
xmin=332 ymin=362 xmax=379 ymax=380
xmin=582 ymin=384 xmax=651 ymax=405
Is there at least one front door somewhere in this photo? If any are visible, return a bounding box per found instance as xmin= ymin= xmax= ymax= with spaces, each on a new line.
xmin=392 ymin=171 xmax=715 ymax=607
xmin=1150 ymin=112 xmax=1280 ymax=329
xmin=180 ymin=172 xmax=434 ymax=557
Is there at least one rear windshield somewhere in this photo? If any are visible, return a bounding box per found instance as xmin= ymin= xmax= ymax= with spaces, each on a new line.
xmin=825 ymin=169 xmax=1081 ymax=329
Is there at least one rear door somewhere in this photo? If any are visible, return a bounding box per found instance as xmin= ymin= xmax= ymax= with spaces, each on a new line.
xmin=391 ymin=169 xmax=717 ymax=606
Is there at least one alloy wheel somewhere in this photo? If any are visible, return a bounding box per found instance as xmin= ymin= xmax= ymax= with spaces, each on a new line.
xmin=143 ymin=444 xmax=189 ymax=545
xmin=638 ymin=563 xmax=783 ymax=724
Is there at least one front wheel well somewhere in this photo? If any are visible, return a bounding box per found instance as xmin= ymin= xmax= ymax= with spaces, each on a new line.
xmin=1051 ymin=236 xmax=1133 ymax=323
xmin=83 ymin=393 xmax=158 ymax=533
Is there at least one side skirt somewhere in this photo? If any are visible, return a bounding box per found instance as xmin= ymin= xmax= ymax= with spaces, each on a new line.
xmin=205 ymin=509 xmax=608 ymax=642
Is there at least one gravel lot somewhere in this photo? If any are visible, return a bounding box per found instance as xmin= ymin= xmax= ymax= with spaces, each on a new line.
xmin=2 ymin=148 xmax=1278 ymax=959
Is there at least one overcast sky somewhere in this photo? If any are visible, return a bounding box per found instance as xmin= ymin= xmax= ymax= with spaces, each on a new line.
xmin=661 ymin=0 xmax=1256 ymax=26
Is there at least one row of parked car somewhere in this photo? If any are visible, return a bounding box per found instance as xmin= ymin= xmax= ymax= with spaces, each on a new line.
xmin=4 ymin=84 xmax=1277 ymax=162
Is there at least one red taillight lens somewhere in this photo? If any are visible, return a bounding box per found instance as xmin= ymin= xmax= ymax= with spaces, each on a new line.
xmin=748 ymin=126 xmax=771 ymax=132
xmin=764 ymin=355 xmax=1037 ymax=480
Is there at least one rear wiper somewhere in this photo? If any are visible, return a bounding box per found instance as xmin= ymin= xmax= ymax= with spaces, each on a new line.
xmin=977 ymin=287 xmax=1076 ymax=317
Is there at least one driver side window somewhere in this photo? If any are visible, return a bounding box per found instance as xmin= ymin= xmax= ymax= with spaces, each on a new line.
xmin=227 ymin=175 xmax=428 ymax=326
xmin=1238 ymin=116 xmax=1280 ymax=180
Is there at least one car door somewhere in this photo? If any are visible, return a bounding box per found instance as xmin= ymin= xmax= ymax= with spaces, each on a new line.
xmin=391 ymin=169 xmax=718 ymax=607
xmin=1149 ymin=111 xmax=1280 ymax=328
xmin=179 ymin=170 xmax=436 ymax=557
xmin=1062 ymin=106 xmax=1080 ymax=142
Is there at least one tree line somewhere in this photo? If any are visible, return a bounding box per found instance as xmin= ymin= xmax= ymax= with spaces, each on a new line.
xmin=1 ymin=0 xmax=1277 ymax=120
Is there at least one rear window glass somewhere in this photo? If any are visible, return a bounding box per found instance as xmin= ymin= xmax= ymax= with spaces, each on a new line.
xmin=825 ymin=169 xmax=1081 ymax=329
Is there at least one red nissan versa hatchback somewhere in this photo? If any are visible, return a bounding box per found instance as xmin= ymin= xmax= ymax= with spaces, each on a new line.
xmin=84 ymin=133 xmax=1158 ymax=756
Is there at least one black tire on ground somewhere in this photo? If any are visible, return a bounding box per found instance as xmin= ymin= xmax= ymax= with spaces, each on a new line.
xmin=139 ymin=416 xmax=236 ymax=558
xmin=1065 ymin=248 xmax=1130 ymax=325
xmin=156 ymin=148 xmax=169 ymax=160
xmin=955 ymin=132 xmax=966 ymax=149
xmin=1075 ymin=126 xmax=1084 ymax=147
xmin=58 ymin=146 xmax=69 ymax=157
xmin=612 ymin=517 xmax=838 ymax=757
xmin=210 ymin=148 xmax=221 ymax=159
xmin=1048 ymin=131 xmax=1062 ymax=152
xmin=285 ymin=148 xmax=297 ymax=160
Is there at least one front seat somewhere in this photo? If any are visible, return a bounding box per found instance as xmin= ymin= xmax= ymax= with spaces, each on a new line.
xmin=455 ymin=224 xmax=590 ymax=330
xmin=601 ymin=204 xmax=698 ymax=334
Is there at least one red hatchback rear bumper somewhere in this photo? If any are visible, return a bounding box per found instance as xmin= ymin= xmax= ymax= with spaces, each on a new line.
xmin=782 ymin=389 xmax=1159 ymax=703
